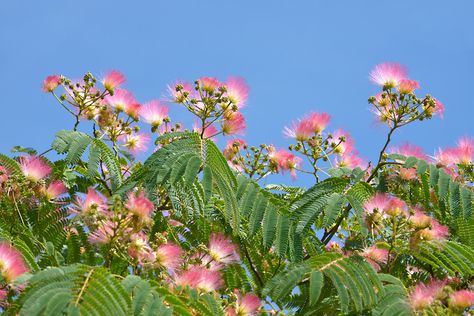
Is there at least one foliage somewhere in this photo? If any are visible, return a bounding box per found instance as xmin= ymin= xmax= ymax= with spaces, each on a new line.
xmin=0 ymin=66 xmax=472 ymax=315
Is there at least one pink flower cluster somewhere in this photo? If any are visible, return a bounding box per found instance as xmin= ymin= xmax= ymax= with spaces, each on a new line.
xmin=0 ymin=242 xmax=29 ymax=284
xmin=225 ymin=290 xmax=261 ymax=316
xmin=269 ymin=147 xmax=302 ymax=179
xmin=284 ymin=112 xmax=330 ymax=141
xmin=170 ymin=76 xmax=249 ymax=139
xmin=369 ymin=63 xmax=444 ymax=125
xmin=391 ymin=137 xmax=473 ymax=181
xmin=174 ymin=233 xmax=240 ymax=293
xmin=3 ymin=155 xmax=68 ymax=200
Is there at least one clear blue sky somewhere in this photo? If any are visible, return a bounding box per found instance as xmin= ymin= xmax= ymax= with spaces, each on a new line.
xmin=1 ymin=0 xmax=473 ymax=185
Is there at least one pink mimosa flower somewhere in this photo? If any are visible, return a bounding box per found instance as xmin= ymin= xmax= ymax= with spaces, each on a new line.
xmin=434 ymin=148 xmax=458 ymax=167
xmin=0 ymin=289 xmax=6 ymax=301
xmin=74 ymin=187 xmax=108 ymax=215
xmin=0 ymin=242 xmax=29 ymax=283
xmin=88 ymin=221 xmax=116 ymax=245
xmin=409 ymin=279 xmax=446 ymax=310
xmin=225 ymin=77 xmax=249 ymax=108
xmin=384 ymin=196 xmax=408 ymax=217
xmin=42 ymin=75 xmax=61 ymax=92
xmin=409 ymin=210 xmax=432 ymax=229
xmin=155 ymin=244 xmax=182 ymax=270
xmin=432 ymin=99 xmax=445 ymax=118
xmin=19 ymin=155 xmax=52 ymax=181
xmin=455 ymin=136 xmax=474 ymax=164
xmin=283 ymin=120 xmax=314 ymax=141
xmin=364 ymin=193 xmax=391 ymax=215
xmin=391 ymin=143 xmax=428 ymax=161
xmin=307 ymin=112 xmax=331 ymax=133
xmin=449 ymin=290 xmax=474 ymax=310
xmin=45 ymin=180 xmax=67 ymax=199
xmin=102 ymin=70 xmax=125 ymax=91
xmin=419 ymin=219 xmax=449 ymax=241
xmin=398 ymin=79 xmax=420 ymax=94
xmin=331 ymin=130 xmax=354 ymax=155
xmin=334 ymin=153 xmax=366 ymax=169
xmin=222 ymin=111 xmax=246 ymax=135
xmin=104 ymin=89 xmax=138 ymax=116
xmin=140 ymin=100 xmax=169 ymax=127
xmin=0 ymin=166 xmax=9 ymax=184
xmin=399 ymin=167 xmax=417 ymax=181
xmin=208 ymin=233 xmax=240 ymax=265
xmin=369 ymin=63 xmax=408 ymax=87
xmin=361 ymin=246 xmax=389 ymax=272
xmin=128 ymin=232 xmax=153 ymax=262
xmin=125 ymin=191 xmax=154 ymax=220
xmin=198 ymin=77 xmax=221 ymax=90
xmin=122 ymin=133 xmax=150 ymax=154
xmin=175 ymin=266 xmax=224 ymax=292
xmin=269 ymin=149 xmax=302 ymax=179
xmin=229 ymin=290 xmax=261 ymax=316
xmin=223 ymin=138 xmax=247 ymax=160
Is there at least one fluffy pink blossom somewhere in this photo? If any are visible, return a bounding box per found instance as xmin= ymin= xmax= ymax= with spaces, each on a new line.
xmin=269 ymin=149 xmax=302 ymax=179
xmin=0 ymin=166 xmax=9 ymax=184
xmin=102 ymin=70 xmax=125 ymax=91
xmin=125 ymin=191 xmax=154 ymax=220
xmin=331 ymin=129 xmax=354 ymax=155
xmin=409 ymin=210 xmax=432 ymax=229
xmin=223 ymin=139 xmax=247 ymax=160
xmin=19 ymin=155 xmax=52 ymax=181
xmin=155 ymin=244 xmax=182 ymax=270
xmin=307 ymin=112 xmax=331 ymax=133
xmin=88 ymin=221 xmax=116 ymax=245
xmin=42 ymin=75 xmax=61 ymax=92
xmin=455 ymin=136 xmax=474 ymax=164
xmin=384 ymin=196 xmax=408 ymax=217
xmin=369 ymin=63 xmax=408 ymax=87
xmin=122 ymin=133 xmax=150 ymax=154
xmin=208 ymin=233 xmax=240 ymax=265
xmin=449 ymin=290 xmax=474 ymax=310
xmin=225 ymin=77 xmax=249 ymax=108
xmin=73 ymin=187 xmax=108 ymax=215
xmin=409 ymin=279 xmax=446 ymax=310
xmin=45 ymin=180 xmax=67 ymax=199
xmin=0 ymin=289 xmax=6 ymax=301
xmin=222 ymin=111 xmax=246 ymax=135
xmin=128 ymin=232 xmax=154 ymax=263
xmin=104 ymin=89 xmax=139 ymax=117
xmin=399 ymin=167 xmax=417 ymax=181
xmin=334 ymin=153 xmax=366 ymax=169
xmin=391 ymin=143 xmax=428 ymax=161
xmin=283 ymin=120 xmax=314 ymax=141
xmin=419 ymin=219 xmax=449 ymax=241
xmin=0 ymin=242 xmax=29 ymax=283
xmin=432 ymin=99 xmax=445 ymax=118
xmin=226 ymin=290 xmax=261 ymax=316
xmin=398 ymin=79 xmax=420 ymax=94
xmin=198 ymin=77 xmax=221 ymax=91
xmin=361 ymin=246 xmax=389 ymax=271
xmin=434 ymin=148 xmax=458 ymax=167
xmin=140 ymin=100 xmax=169 ymax=127
xmin=363 ymin=193 xmax=391 ymax=215
xmin=284 ymin=112 xmax=330 ymax=141
xmin=175 ymin=266 xmax=224 ymax=292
